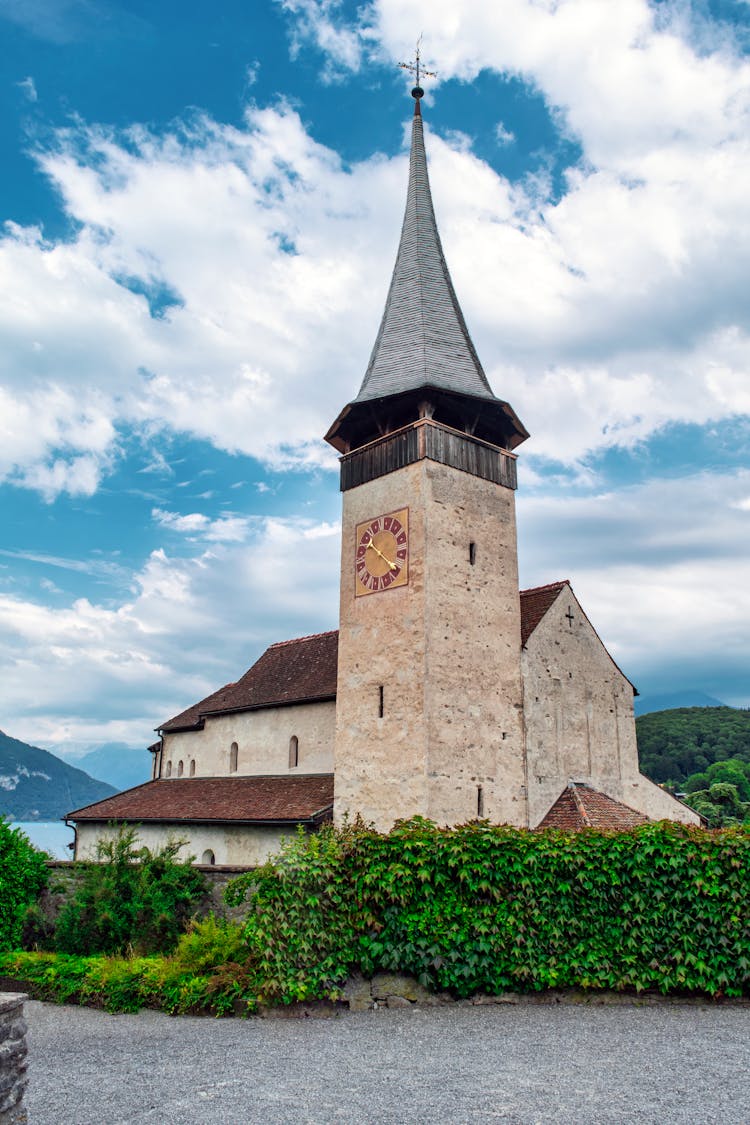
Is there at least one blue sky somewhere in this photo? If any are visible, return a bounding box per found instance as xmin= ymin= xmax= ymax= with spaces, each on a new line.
xmin=1 ymin=0 xmax=749 ymax=752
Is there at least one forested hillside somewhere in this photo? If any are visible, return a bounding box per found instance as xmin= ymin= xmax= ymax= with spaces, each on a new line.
xmin=637 ymin=707 xmax=750 ymax=784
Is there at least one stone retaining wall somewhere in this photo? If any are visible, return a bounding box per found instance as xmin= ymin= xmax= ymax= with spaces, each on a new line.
xmin=0 ymin=994 xmax=28 ymax=1124
xmin=42 ymin=861 xmax=254 ymax=926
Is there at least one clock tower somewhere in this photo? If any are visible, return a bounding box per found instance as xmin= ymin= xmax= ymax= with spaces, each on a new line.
xmin=326 ymin=84 xmax=530 ymax=830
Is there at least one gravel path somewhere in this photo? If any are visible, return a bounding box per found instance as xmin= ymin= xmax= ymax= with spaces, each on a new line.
xmin=24 ymin=998 xmax=750 ymax=1124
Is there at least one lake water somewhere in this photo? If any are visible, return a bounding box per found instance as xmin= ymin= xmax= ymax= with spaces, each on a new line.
xmin=11 ymin=821 xmax=75 ymax=859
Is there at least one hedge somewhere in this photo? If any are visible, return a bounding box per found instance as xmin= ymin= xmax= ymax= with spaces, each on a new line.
xmin=3 ymin=819 xmax=750 ymax=1013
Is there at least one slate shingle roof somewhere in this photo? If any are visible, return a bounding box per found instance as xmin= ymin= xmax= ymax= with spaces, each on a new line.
xmin=538 ymin=783 xmax=650 ymax=830
xmin=354 ymin=101 xmax=494 ymax=407
xmin=69 ymin=774 xmax=334 ymax=825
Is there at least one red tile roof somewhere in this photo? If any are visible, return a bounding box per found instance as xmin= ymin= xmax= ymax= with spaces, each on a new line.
xmin=160 ymin=630 xmax=338 ymax=731
xmin=537 ymin=783 xmax=650 ymax=831
xmin=68 ymin=774 xmax=334 ymax=825
xmin=519 ymin=581 xmax=567 ymax=646
xmin=160 ymin=588 xmax=568 ymax=731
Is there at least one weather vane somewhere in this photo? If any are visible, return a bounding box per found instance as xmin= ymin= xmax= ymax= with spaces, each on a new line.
xmin=398 ymin=34 xmax=437 ymax=99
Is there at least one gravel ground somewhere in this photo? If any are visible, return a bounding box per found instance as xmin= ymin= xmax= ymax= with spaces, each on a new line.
xmin=23 ymin=998 xmax=750 ymax=1124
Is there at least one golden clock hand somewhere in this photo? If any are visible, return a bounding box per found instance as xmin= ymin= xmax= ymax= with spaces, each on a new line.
xmin=366 ymin=540 xmax=398 ymax=571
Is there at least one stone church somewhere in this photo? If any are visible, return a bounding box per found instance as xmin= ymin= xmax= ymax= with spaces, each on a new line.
xmin=70 ymin=87 xmax=699 ymax=864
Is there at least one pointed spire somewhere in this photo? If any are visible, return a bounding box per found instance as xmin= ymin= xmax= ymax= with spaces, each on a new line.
xmin=353 ymin=95 xmax=495 ymax=406
xmin=325 ymin=92 xmax=528 ymax=456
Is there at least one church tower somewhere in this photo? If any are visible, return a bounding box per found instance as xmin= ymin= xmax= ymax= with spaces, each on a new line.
xmin=326 ymin=84 xmax=530 ymax=830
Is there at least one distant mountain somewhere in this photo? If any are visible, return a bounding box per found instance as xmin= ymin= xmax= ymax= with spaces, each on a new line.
xmin=0 ymin=730 xmax=117 ymax=821
xmin=65 ymin=743 xmax=151 ymax=791
xmin=634 ymin=691 xmax=727 ymax=717
xmin=637 ymin=706 xmax=750 ymax=785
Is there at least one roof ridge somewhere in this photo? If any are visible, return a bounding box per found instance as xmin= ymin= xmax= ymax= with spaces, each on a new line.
xmin=520 ymin=580 xmax=569 ymax=596
xmin=267 ymin=629 xmax=338 ymax=649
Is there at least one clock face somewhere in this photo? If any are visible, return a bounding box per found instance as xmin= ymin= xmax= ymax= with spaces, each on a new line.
xmin=354 ymin=508 xmax=409 ymax=596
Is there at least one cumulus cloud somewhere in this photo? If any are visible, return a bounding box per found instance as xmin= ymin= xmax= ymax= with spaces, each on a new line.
xmin=518 ymin=468 xmax=750 ymax=704
xmin=1 ymin=3 xmax=748 ymax=503
xmin=0 ymin=517 xmax=340 ymax=746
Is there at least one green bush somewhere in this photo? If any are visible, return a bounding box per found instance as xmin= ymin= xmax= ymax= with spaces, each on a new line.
xmin=5 ymin=819 xmax=750 ymax=1013
xmin=0 ymin=916 xmax=251 ymax=1015
xmin=0 ymin=819 xmax=48 ymax=951
xmin=228 ymin=818 xmax=750 ymax=1002
xmin=54 ymin=826 xmax=206 ymax=956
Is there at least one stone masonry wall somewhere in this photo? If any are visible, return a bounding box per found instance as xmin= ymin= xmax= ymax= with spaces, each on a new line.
xmin=0 ymin=994 xmax=28 ymax=1125
xmin=40 ymin=861 xmax=256 ymax=929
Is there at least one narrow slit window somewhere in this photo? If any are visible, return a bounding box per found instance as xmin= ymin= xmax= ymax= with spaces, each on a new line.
xmin=477 ymin=785 xmax=484 ymax=817
xmin=189 ymin=760 xmax=196 ymax=777
xmin=166 ymin=761 xmax=172 ymax=778
xmin=469 ymin=541 xmax=477 ymax=566
xmin=289 ymin=735 xmax=299 ymax=769
xmin=229 ymin=742 xmax=238 ymax=773
xmin=177 ymin=760 xmax=184 ymax=777
xmin=201 ymin=849 xmax=215 ymax=866
xmin=378 ymin=685 xmax=384 ymax=718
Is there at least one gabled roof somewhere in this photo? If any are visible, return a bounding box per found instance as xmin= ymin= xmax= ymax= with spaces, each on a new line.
xmin=519 ymin=581 xmax=567 ymax=647
xmin=68 ymin=775 xmax=334 ymax=826
xmin=160 ymin=589 xmax=574 ymax=732
xmin=160 ymin=631 xmax=338 ymax=732
xmin=537 ymin=783 xmax=650 ymax=831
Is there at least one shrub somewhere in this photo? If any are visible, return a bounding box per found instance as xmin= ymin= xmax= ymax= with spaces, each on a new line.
xmin=0 ymin=818 xmax=48 ymax=951
xmin=228 ymin=818 xmax=750 ymax=1002
xmin=54 ymin=826 xmax=206 ymax=956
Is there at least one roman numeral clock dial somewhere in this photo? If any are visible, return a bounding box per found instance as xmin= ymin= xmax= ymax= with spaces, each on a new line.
xmin=354 ymin=508 xmax=409 ymax=596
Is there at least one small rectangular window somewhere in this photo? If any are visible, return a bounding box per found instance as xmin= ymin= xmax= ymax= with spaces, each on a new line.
xmin=469 ymin=542 xmax=476 ymax=566
xmin=477 ymin=785 xmax=484 ymax=817
xmin=378 ymin=685 xmax=384 ymax=718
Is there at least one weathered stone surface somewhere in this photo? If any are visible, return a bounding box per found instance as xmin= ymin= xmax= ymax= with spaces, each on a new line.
xmin=384 ymin=995 xmax=411 ymax=1009
xmin=0 ymin=996 xmax=27 ymax=1125
xmin=370 ymin=973 xmax=433 ymax=1003
xmin=343 ymin=973 xmax=373 ymax=1012
xmin=334 ymin=459 xmax=526 ymax=831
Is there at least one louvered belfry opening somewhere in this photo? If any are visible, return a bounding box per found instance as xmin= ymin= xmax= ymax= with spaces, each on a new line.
xmin=325 ymin=92 xmax=528 ymax=489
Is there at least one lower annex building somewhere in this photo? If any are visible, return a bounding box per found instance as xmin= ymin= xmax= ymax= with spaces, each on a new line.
xmin=69 ymin=84 xmax=699 ymax=864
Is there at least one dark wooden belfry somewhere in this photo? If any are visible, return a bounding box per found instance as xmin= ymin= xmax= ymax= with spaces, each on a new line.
xmin=325 ymin=85 xmax=528 ymax=492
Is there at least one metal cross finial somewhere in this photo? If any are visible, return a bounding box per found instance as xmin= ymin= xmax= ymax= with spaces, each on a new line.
xmin=398 ymin=34 xmax=437 ymax=99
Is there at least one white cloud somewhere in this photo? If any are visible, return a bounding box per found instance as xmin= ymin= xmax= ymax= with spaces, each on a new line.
xmin=151 ymin=508 xmax=251 ymax=542
xmin=518 ymin=469 xmax=750 ymax=704
xmin=0 ymin=517 xmax=340 ymax=746
xmin=0 ymin=4 xmax=747 ymax=502
xmin=494 ymin=121 xmax=514 ymax=145
xmin=277 ymin=0 xmax=364 ymax=78
xmin=17 ymin=76 xmax=38 ymax=102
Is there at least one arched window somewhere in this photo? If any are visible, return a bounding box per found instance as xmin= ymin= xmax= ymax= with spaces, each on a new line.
xmin=201 ymin=849 xmax=215 ymax=866
xmin=166 ymin=761 xmax=172 ymax=777
xmin=230 ymin=742 xmax=238 ymax=773
xmin=189 ymin=759 xmax=196 ymax=777
xmin=289 ymin=735 xmax=299 ymax=769
xmin=177 ymin=760 xmax=184 ymax=777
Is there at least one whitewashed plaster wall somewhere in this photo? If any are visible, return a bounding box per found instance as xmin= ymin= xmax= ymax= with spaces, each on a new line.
xmin=523 ymin=586 xmax=700 ymax=827
xmin=75 ymin=821 xmax=289 ymax=866
xmin=160 ymin=700 xmax=335 ymax=780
